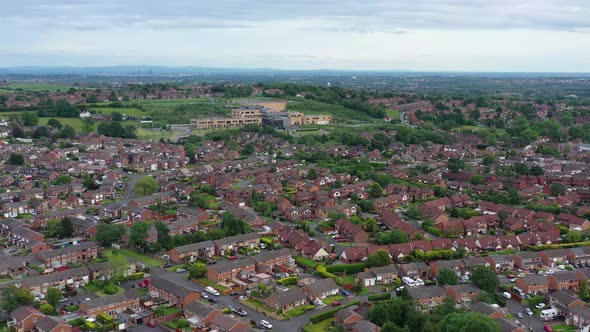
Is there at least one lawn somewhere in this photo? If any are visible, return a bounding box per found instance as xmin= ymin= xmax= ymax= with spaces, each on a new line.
xmin=286 ymin=305 xmax=315 ymax=318
xmin=294 ymin=256 xmax=318 ymax=269
xmin=0 ymin=277 xmax=12 ymax=282
xmin=304 ymin=318 xmax=335 ymax=332
xmin=95 ymin=285 xmax=125 ymax=298
xmin=552 ymin=325 xmax=576 ymax=332
xmin=339 ymin=275 xmax=355 ymax=285
xmin=38 ymin=117 xmax=93 ymax=132
xmin=385 ymin=109 xmax=400 ymax=119
xmin=84 ymin=282 xmax=103 ymax=294
xmin=195 ymin=278 xmax=229 ymax=291
xmin=102 ymin=248 xmax=161 ymax=268
xmin=91 ymin=107 xmax=146 ymax=116
xmin=322 ymin=295 xmax=345 ymax=305
xmin=166 ymin=263 xmax=190 ymax=272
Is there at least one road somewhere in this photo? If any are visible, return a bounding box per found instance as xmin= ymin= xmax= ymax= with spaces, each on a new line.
xmin=505 ymin=299 xmax=544 ymax=332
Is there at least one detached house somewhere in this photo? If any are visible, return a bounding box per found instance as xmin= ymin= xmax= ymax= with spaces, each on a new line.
xmin=408 ymin=286 xmax=447 ymax=310
xmin=304 ymin=278 xmax=339 ymax=300
xmin=265 ymin=287 xmax=307 ymax=312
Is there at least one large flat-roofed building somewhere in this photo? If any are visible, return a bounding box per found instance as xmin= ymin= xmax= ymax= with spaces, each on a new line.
xmin=303 ymin=114 xmax=332 ymax=125
xmin=231 ymin=109 xmax=263 ymax=118
xmin=190 ymin=117 xmax=262 ymax=129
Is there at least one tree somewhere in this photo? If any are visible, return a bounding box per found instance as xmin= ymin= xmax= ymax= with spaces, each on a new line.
xmin=11 ymin=126 xmax=25 ymax=138
xmin=307 ymin=168 xmax=318 ymax=179
xmin=530 ymin=165 xmax=544 ymax=176
xmin=376 ymin=230 xmax=409 ymax=245
xmin=447 ymin=158 xmax=465 ymax=173
xmin=580 ymin=279 xmax=590 ymax=301
xmin=482 ymin=155 xmax=497 ymax=166
xmin=367 ymin=249 xmax=392 ymax=267
xmin=514 ymin=162 xmax=529 ymax=175
xmin=471 ymin=266 xmax=499 ymax=293
xmin=563 ymin=231 xmax=584 ymax=243
xmin=60 ymin=217 xmax=74 ymax=238
xmin=111 ymin=112 xmax=123 ymax=121
xmin=369 ymin=183 xmax=384 ymax=198
xmin=0 ymin=285 xmax=35 ymax=312
xmin=189 ymin=262 xmax=208 ymax=279
xmin=134 ymin=176 xmax=158 ymax=196
xmin=86 ymin=95 xmax=98 ymax=103
xmin=46 ymin=287 xmax=62 ymax=310
xmin=7 ymin=153 xmax=25 ymax=165
xmin=52 ymin=174 xmax=72 ymax=185
xmin=60 ymin=125 xmax=76 ymax=138
xmin=470 ymin=175 xmax=484 ymax=185
xmin=154 ymin=221 xmax=171 ymax=248
xmin=33 ymin=126 xmax=50 ymax=138
xmin=221 ymin=212 xmax=250 ymax=236
xmin=103 ymin=284 xmax=118 ymax=295
xmin=129 ymin=222 xmax=149 ymax=250
xmin=47 ymin=119 xmax=63 ymax=129
xmin=40 ymin=304 xmax=55 ymax=315
xmin=550 ymin=182 xmax=566 ymax=196
xmin=439 ymin=312 xmax=499 ymax=332
xmin=109 ymin=91 xmax=118 ymax=102
xmin=22 ymin=112 xmax=39 ymax=126
xmin=437 ymin=268 xmax=458 ymax=286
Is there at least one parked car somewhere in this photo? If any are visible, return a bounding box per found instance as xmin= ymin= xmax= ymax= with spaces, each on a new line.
xmin=205 ymin=286 xmax=220 ymax=296
xmin=536 ymin=303 xmax=546 ymax=309
xmin=557 ymin=265 xmax=565 ymax=270
xmin=207 ymin=298 xmax=217 ymax=304
xmin=515 ymin=313 xmax=523 ymax=318
xmin=175 ymin=268 xmax=186 ymax=273
xmin=235 ymin=308 xmax=247 ymax=316
xmin=525 ymin=308 xmax=533 ymax=316
xmin=545 ymin=269 xmax=554 ymax=275
xmin=260 ymin=320 xmax=273 ymax=329
xmin=331 ymin=301 xmax=342 ymax=307
xmin=340 ymin=289 xmax=351 ymax=297
xmin=544 ymin=325 xmax=554 ymax=332
xmin=501 ymin=292 xmax=512 ymax=299
xmin=147 ymin=322 xmax=157 ymax=328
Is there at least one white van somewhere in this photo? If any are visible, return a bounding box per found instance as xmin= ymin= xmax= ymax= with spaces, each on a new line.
xmin=205 ymin=286 xmax=220 ymax=296
xmin=402 ymin=277 xmax=416 ymax=287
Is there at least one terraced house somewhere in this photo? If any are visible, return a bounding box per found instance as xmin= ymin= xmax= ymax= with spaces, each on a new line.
xmin=79 ymin=291 xmax=140 ymax=318
xmin=207 ymin=257 xmax=256 ymax=285
xmin=148 ymin=277 xmax=201 ymax=308
xmin=167 ymin=240 xmax=216 ymax=264
xmin=36 ymin=241 xmax=101 ymax=268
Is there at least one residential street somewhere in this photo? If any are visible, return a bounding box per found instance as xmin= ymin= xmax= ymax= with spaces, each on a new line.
xmin=505 ymin=299 xmax=543 ymax=332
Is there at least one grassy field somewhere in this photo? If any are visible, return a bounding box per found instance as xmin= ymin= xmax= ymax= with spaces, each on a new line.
xmin=386 ymin=109 xmax=400 ymax=119
xmin=102 ymin=248 xmax=161 ymax=268
xmin=286 ymin=99 xmax=376 ymax=122
xmin=108 ymin=98 xmax=231 ymax=124
xmin=303 ymin=318 xmax=335 ymax=332
xmin=136 ymin=127 xmax=179 ymax=141
xmin=38 ymin=117 xmax=94 ymax=132
xmin=91 ymin=107 xmax=147 ymax=116
xmin=552 ymin=325 xmax=576 ymax=332
xmin=0 ymin=83 xmax=83 ymax=92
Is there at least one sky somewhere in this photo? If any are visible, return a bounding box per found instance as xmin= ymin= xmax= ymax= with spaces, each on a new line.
xmin=1 ymin=0 xmax=590 ymax=72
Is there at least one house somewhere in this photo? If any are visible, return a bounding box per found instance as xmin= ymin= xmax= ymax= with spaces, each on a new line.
xmin=213 ymin=233 xmax=260 ymax=256
xmin=369 ymin=264 xmax=399 ymax=285
xmin=209 ymin=314 xmax=250 ymax=332
xmin=168 ymin=241 xmax=216 ymax=264
xmin=350 ymin=320 xmax=380 ymax=332
xmin=252 ymin=248 xmax=293 ymax=273
xmin=304 ymin=278 xmax=339 ymax=300
xmin=334 ymin=308 xmax=364 ymax=330
xmin=70 ymin=218 xmax=98 ymax=238
xmin=494 ymin=318 xmax=527 ymax=332
xmin=335 ymin=218 xmax=369 ymax=244
xmin=485 ymin=254 xmax=515 ymax=273
xmin=36 ymin=242 xmax=101 ymax=268
xmin=340 ymin=247 xmax=368 ymax=263
xmin=471 ymin=302 xmax=506 ymax=319
xmin=35 ymin=316 xmax=72 ymax=332
xmin=207 ymin=258 xmax=256 ymax=284
xmin=513 ymin=252 xmax=544 ymax=270
xmin=429 ymin=259 xmax=465 ymax=277
xmin=265 ymin=287 xmax=307 ymax=311
xmin=79 ymin=291 xmax=140 ymax=318
xmin=515 ymin=274 xmax=550 ymax=295
xmin=445 ymin=284 xmax=480 ymax=305
xmin=9 ymin=306 xmax=44 ymax=332
xmin=541 ymin=249 xmax=570 ymax=267
xmin=407 ymin=286 xmax=448 ymax=310
xmin=356 ymin=271 xmax=377 ymax=287
xmin=148 ymin=277 xmax=201 ymax=308
xmin=398 ymin=262 xmax=429 ymax=279
xmin=547 ymin=272 xmax=581 ymax=292
xmin=184 ymin=300 xmax=222 ymax=327
xmin=566 ymin=306 xmax=590 ymax=329
xmin=548 ymin=290 xmax=585 ymax=317
xmin=567 ymin=247 xmax=590 ymax=265
xmin=19 ymin=267 xmax=91 ymax=295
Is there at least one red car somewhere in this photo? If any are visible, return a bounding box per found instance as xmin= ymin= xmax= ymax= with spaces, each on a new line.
xmin=331 ymin=301 xmax=342 ymax=307
xmin=229 ymin=256 xmax=238 ymax=260
xmin=147 ymin=322 xmax=157 ymax=328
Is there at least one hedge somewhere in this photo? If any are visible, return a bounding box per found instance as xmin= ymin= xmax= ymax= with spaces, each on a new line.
xmin=128 ymin=272 xmax=144 ymax=280
xmin=317 ymin=265 xmax=338 ymax=280
xmin=325 ymin=263 xmax=367 ymax=274
xmin=294 ymin=256 xmax=318 ymax=268
xmin=368 ymin=293 xmax=391 ymax=302
xmin=277 ymin=276 xmax=298 ymax=286
xmin=310 ymin=300 xmax=361 ymax=323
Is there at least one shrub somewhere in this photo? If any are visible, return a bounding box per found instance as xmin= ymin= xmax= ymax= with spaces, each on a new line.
xmin=66 ymin=305 xmax=78 ymax=312
xmin=277 ymin=277 xmax=298 ymax=286
xmin=128 ymin=272 xmax=144 ymax=280
xmin=325 ymin=263 xmax=367 ymax=274
xmin=69 ymin=317 xmax=85 ymax=327
xmin=316 ymin=265 xmax=338 ymax=280
xmin=103 ymin=284 xmax=118 ymax=295
xmin=368 ymin=293 xmax=391 ymax=302
xmin=310 ymin=300 xmax=361 ymax=323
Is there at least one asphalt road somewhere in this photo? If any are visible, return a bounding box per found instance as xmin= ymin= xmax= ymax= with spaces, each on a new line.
xmin=506 ymin=299 xmax=544 ymax=332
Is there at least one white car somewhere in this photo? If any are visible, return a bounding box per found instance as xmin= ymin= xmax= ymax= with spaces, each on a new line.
xmin=260 ymin=320 xmax=273 ymax=329
xmin=546 ymin=269 xmax=554 ymax=275
xmin=557 ymin=265 xmax=565 ymax=270
xmin=502 ymin=292 xmax=512 ymax=299
xmin=525 ymin=308 xmax=533 ymax=316
xmin=536 ymin=303 xmax=546 ymax=309
xmin=205 ymin=286 xmax=220 ymax=296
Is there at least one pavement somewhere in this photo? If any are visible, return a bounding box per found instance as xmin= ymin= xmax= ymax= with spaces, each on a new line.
xmin=505 ymin=299 xmax=544 ymax=332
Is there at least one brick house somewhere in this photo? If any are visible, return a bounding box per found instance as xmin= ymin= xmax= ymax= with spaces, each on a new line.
xmin=445 ymin=284 xmax=480 ymax=305
xmin=36 ymin=316 xmax=72 ymax=332
xmin=547 ymin=272 xmax=581 ymax=292
xmin=265 ymin=287 xmax=307 ymax=311
xmin=252 ymin=248 xmax=292 ymax=273
xmin=148 ymin=277 xmax=201 ymax=308
xmin=335 ymin=218 xmax=369 ymax=244
xmin=36 ymin=242 xmax=101 ymax=268
xmin=19 ymin=267 xmax=90 ymax=295
xmin=207 ymin=258 xmax=256 ymax=284
xmin=334 ymin=308 xmax=364 ymax=330
xmin=168 ymin=240 xmax=216 ymax=264
xmin=407 ymin=286 xmax=447 ymax=310
xmin=213 ymin=233 xmax=260 ymax=256
xmin=9 ymin=306 xmax=44 ymax=332
xmin=513 ymin=252 xmax=544 ymax=270
xmin=79 ymin=291 xmax=140 ymax=318
xmin=485 ymin=254 xmax=515 ymax=273
xmin=471 ymin=302 xmax=506 ymax=319
xmin=303 ymin=278 xmax=339 ymax=300
xmin=566 ymin=247 xmax=590 ymax=265
xmin=541 ymin=249 xmax=571 ymax=267
xmin=515 ymin=274 xmax=549 ymax=295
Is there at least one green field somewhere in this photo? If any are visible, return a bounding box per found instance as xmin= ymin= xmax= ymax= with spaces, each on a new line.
xmin=303 ymin=318 xmax=335 ymax=332
xmin=386 ymin=109 xmax=400 ymax=119
xmin=0 ymin=83 xmax=84 ymax=92
xmin=39 ymin=117 xmax=94 ymax=132
xmin=91 ymin=107 xmax=147 ymax=116
xmin=104 ymin=99 xmax=231 ymax=124
xmin=286 ymin=99 xmax=376 ymax=122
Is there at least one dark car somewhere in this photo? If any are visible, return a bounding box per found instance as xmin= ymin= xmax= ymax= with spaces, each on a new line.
xmin=207 ymin=298 xmax=217 ymax=304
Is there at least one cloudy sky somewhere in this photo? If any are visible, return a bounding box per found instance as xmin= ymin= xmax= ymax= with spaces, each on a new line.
xmin=1 ymin=0 xmax=590 ymax=71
